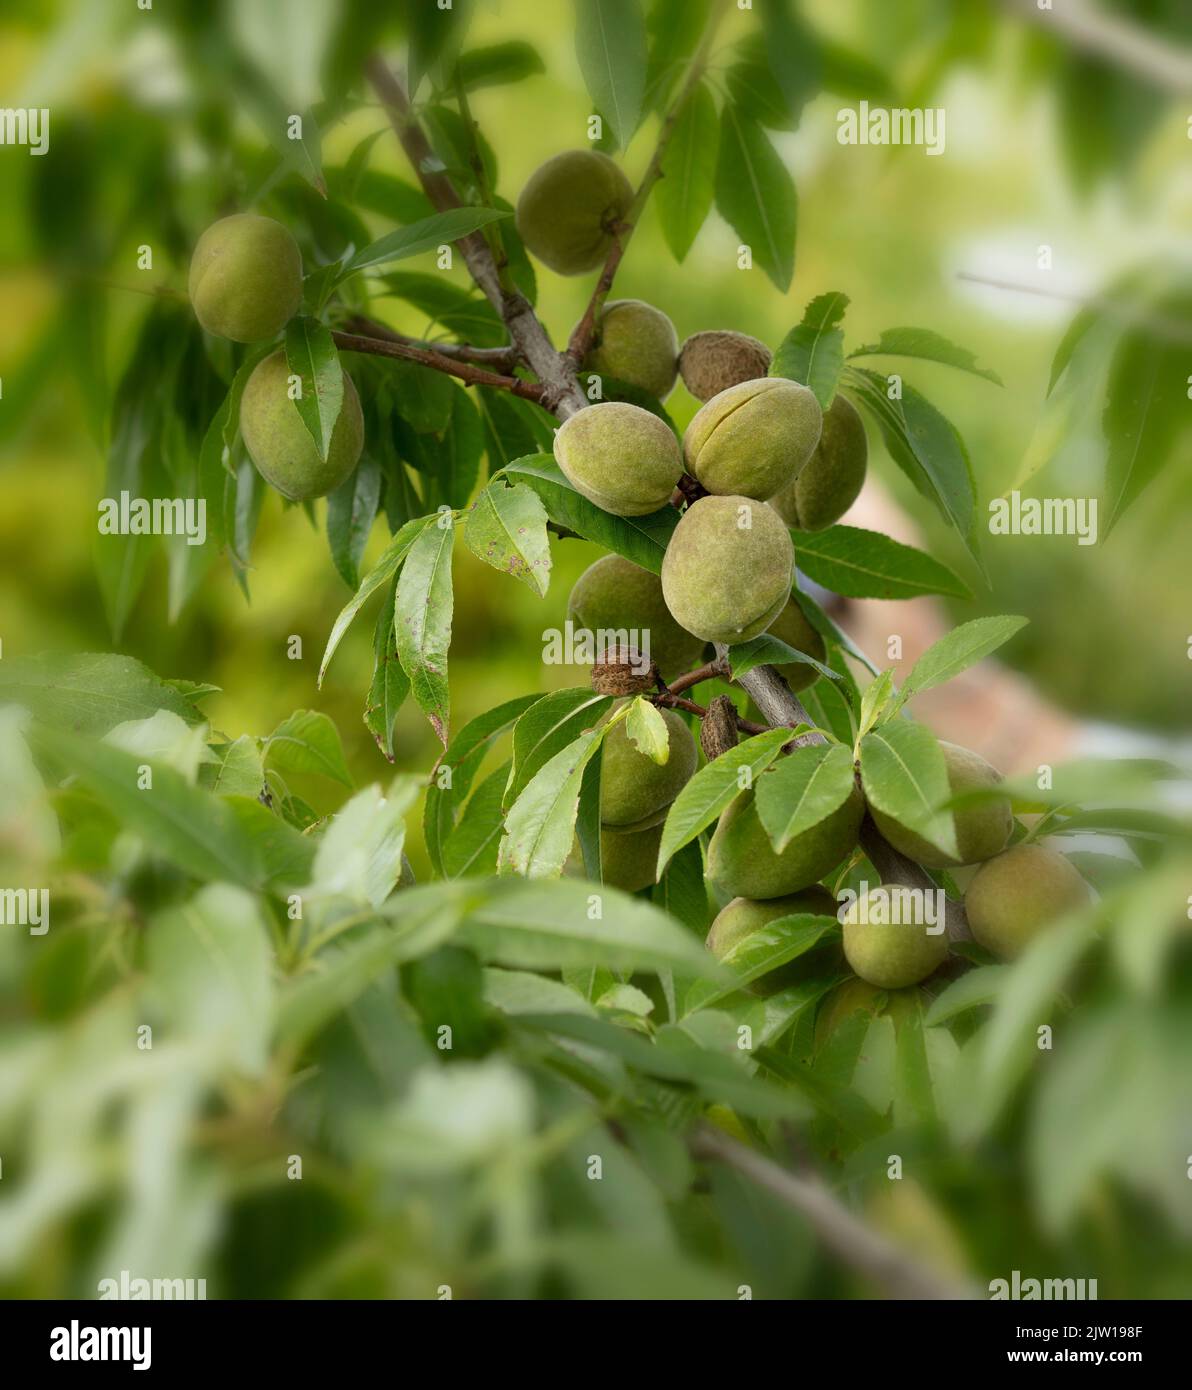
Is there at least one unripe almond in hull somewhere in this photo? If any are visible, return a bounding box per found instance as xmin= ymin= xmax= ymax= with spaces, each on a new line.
xmin=189 ymin=214 xmax=303 ymax=343
xmin=240 ymin=349 xmax=364 ymax=501
xmin=684 ymin=377 xmax=822 ymax=501
xmin=554 ymin=402 xmax=682 ymax=516
xmin=771 ymin=393 xmax=868 ymax=531
xmin=515 ymin=150 xmax=633 ymax=276
xmin=581 ymin=299 xmax=679 ymax=401
xmin=661 ymin=495 xmax=794 ymax=645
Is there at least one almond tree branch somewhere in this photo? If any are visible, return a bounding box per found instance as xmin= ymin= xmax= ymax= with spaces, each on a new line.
xmin=566 ymin=12 xmax=726 ymax=366
xmin=331 ymin=330 xmax=546 ymax=402
xmin=340 ymin=314 xmax=521 ymax=370
xmin=690 ymin=1124 xmax=976 ymax=1300
xmin=364 ymin=54 xmax=588 ymax=417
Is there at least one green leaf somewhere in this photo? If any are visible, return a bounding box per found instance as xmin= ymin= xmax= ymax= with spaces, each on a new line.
xmin=200 ymin=735 xmax=265 ymax=799
xmin=684 ymin=914 xmax=836 ymax=1015
xmin=455 ymin=40 xmax=545 ymax=91
xmin=498 ymin=728 xmax=607 ymax=878
xmin=464 ymin=478 xmax=552 ymax=596
xmin=283 ymin=316 xmax=343 ymax=461
xmin=657 ymin=727 xmax=792 ymax=874
xmin=326 ymin=454 xmax=381 ymax=590
xmin=319 ymin=513 xmax=436 ymax=684
xmin=147 ymin=884 xmax=273 ymax=1073
xmin=395 ymin=517 xmax=456 ymax=746
xmin=857 ymin=668 xmax=897 ymax=739
xmin=441 ymin=762 xmax=511 ymax=878
xmin=462 ymin=876 xmax=711 ymax=974
xmin=308 ymin=776 xmax=419 ymax=907
xmin=848 ymin=327 xmax=1003 ymax=385
xmin=901 ymin=616 xmax=1028 ymax=699
xmin=0 ymin=653 xmax=203 ymax=736
xmin=266 ymin=709 xmax=353 ymax=787
xmin=843 ymin=367 xmax=978 ymax=557
xmin=656 ymin=81 xmax=718 ymax=262
xmin=759 ymin=0 xmax=821 ymax=124
xmin=31 ymin=726 xmax=311 ymax=893
xmin=924 ymin=965 xmax=1008 ymax=1026
xmin=771 ymin=291 xmax=850 ymax=408
xmin=625 ymin=697 xmax=670 ymax=764
xmin=714 ymin=104 xmax=797 ymax=292
xmin=340 ymin=206 xmax=510 ymax=279
xmin=794 ymin=524 xmax=971 ymax=600
xmin=728 ymin=632 xmax=841 ymax=685
xmin=423 ymin=695 xmax=539 ymax=876
xmin=505 ymin=689 xmax=614 ymax=809
xmin=500 ymin=455 xmax=679 ymax=573
xmin=859 ymin=721 xmax=958 ymax=863
xmin=650 ymin=839 xmax=710 ymax=936
xmin=574 ymin=0 xmax=647 ymax=150
xmin=364 ymin=576 xmax=409 ymax=761
xmin=1102 ymin=320 xmax=1188 ymax=534
xmin=754 ymin=743 xmax=857 ymax=853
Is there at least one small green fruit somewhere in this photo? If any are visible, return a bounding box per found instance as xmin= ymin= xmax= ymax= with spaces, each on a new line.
xmin=842 ymin=886 xmax=949 ymax=988
xmin=661 ymin=495 xmax=794 ymax=645
xmin=707 ymin=784 xmax=864 ymax=899
xmin=770 ymin=393 xmax=868 ymax=531
xmin=568 ymin=554 xmax=705 ymax=681
xmin=554 ymin=402 xmax=682 ymax=516
xmin=188 ymin=214 xmax=303 ymax=343
xmin=706 ymin=887 xmax=837 ymax=993
xmin=870 ymin=741 xmax=1013 ymax=868
xmin=766 ymin=597 xmax=826 ymax=694
xmin=600 ymin=705 xmax=697 ymax=831
xmin=600 ymin=823 xmax=664 ymax=893
xmin=965 ymin=842 xmax=1088 ymax=959
xmin=515 ymin=150 xmax=633 ymax=276
xmin=684 ymin=377 xmax=822 ymax=500
xmin=581 ymin=299 xmax=679 ymax=401
xmin=678 ymin=330 xmax=772 ymax=402
xmin=240 ymin=350 xmax=364 ymax=501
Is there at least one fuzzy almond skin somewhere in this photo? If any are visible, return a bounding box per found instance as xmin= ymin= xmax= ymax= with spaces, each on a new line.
xmin=582 ymin=299 xmax=679 ymax=401
xmin=679 ymin=330 xmax=772 ymax=401
xmin=706 ymin=887 xmax=837 ymax=994
xmin=568 ymin=554 xmax=705 ymax=681
xmin=707 ymin=784 xmax=864 ymax=900
xmin=188 ymin=214 xmax=303 ymax=343
xmin=661 ymin=495 xmax=794 ymax=645
xmin=870 ymin=741 xmax=1013 ymax=869
xmin=766 ymin=596 xmax=826 ymax=694
xmin=842 ymin=887 xmax=949 ymax=988
xmin=240 ymin=350 xmax=364 ymax=501
xmin=965 ymin=843 xmax=1089 ymax=959
xmin=554 ymin=401 xmax=683 ymax=516
xmin=684 ymin=377 xmax=822 ymax=501
xmin=770 ymin=393 xmax=868 ymax=531
xmin=515 ymin=150 xmax=633 ymax=275
xmin=600 ymin=823 xmax=664 ymax=893
xmin=599 ymin=705 xmax=697 ymax=830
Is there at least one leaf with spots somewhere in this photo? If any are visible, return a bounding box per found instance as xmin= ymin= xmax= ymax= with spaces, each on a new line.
xmin=464 ymin=478 xmax=552 ymax=596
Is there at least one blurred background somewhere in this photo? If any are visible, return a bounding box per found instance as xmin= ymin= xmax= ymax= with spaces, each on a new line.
xmin=1 ymin=0 xmax=1191 ymax=1304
